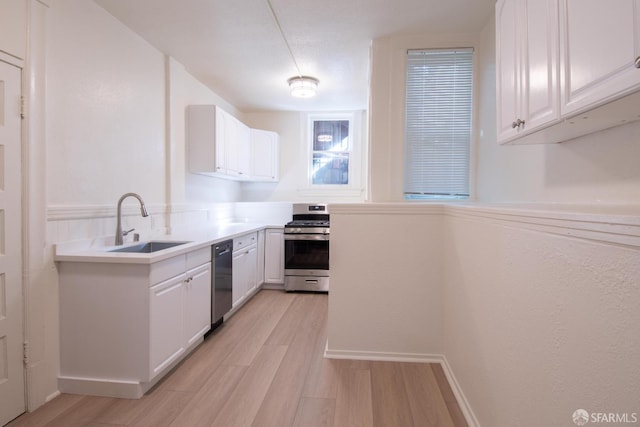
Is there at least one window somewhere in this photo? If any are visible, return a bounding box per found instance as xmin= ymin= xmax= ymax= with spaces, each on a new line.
xmin=404 ymin=48 xmax=473 ymax=199
xmin=311 ymin=119 xmax=350 ymax=185
xmin=300 ymin=112 xmax=365 ymax=200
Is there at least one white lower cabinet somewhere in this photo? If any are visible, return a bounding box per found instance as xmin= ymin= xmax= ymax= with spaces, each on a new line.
xmin=58 ymin=246 xmax=211 ymax=398
xmin=232 ymin=232 xmax=258 ymax=308
xmin=257 ymin=229 xmax=266 ymax=286
xmin=150 ymin=260 xmax=212 ymax=378
xmin=150 ymin=273 xmax=186 ymax=379
xmin=184 ymin=262 xmax=213 ymax=346
xmin=264 ymin=228 xmax=284 ymax=285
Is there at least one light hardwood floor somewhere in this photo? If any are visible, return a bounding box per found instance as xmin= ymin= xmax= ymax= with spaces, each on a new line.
xmin=8 ymin=290 xmax=468 ymax=427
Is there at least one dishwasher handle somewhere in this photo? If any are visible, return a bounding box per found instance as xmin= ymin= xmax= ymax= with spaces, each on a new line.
xmin=214 ymin=240 xmax=234 ymax=257
xmin=215 ymin=248 xmax=231 ymax=257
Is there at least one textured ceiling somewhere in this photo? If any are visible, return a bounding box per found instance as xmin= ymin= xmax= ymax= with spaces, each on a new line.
xmin=95 ymin=0 xmax=494 ymax=112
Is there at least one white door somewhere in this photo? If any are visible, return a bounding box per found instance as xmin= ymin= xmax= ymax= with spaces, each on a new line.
xmin=0 ymin=60 xmax=25 ymax=425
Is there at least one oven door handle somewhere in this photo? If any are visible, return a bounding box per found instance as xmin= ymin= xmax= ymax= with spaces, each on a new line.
xmin=284 ymin=234 xmax=330 ymax=241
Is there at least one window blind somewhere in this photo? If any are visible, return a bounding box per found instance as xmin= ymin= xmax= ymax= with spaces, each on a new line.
xmin=404 ymin=48 xmax=473 ymax=199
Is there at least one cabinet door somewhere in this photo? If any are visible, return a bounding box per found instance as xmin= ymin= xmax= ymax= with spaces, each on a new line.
xmin=225 ymin=115 xmax=251 ymax=179
xmin=257 ymin=230 xmax=265 ymax=286
xmin=497 ymin=0 xmax=560 ymax=143
xmin=149 ymin=274 xmax=185 ymax=380
xmin=522 ymin=0 xmax=559 ymax=131
xmin=264 ymin=229 xmax=284 ymax=284
xmin=250 ymin=129 xmax=279 ymax=181
xmin=214 ymin=106 xmax=227 ymax=174
xmin=232 ymin=244 xmax=258 ymax=307
xmin=496 ymin=0 xmax=522 ymax=142
xmin=184 ymin=262 xmax=212 ymax=347
xmin=232 ymin=249 xmax=247 ymax=307
xmin=188 ymin=105 xmax=225 ymax=175
xmin=245 ymin=244 xmax=258 ymax=295
xmin=560 ymin=0 xmax=640 ymax=115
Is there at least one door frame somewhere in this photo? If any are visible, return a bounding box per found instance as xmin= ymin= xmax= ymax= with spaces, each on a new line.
xmin=0 ymin=51 xmax=27 ymax=424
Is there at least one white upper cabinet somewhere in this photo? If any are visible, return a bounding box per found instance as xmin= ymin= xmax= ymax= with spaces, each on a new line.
xmin=560 ymin=0 xmax=640 ymax=115
xmin=496 ymin=0 xmax=560 ymax=143
xmin=224 ymin=113 xmax=251 ymax=179
xmin=187 ymin=105 xmax=250 ymax=180
xmin=250 ymin=129 xmax=279 ymax=182
xmin=188 ymin=105 xmax=225 ymax=175
xmin=496 ymin=0 xmax=640 ymax=144
xmin=187 ymin=105 xmax=279 ymax=181
xmin=0 ymin=0 xmax=27 ymax=61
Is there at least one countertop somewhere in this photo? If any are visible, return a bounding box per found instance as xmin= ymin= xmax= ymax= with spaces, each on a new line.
xmin=54 ymin=222 xmax=283 ymax=264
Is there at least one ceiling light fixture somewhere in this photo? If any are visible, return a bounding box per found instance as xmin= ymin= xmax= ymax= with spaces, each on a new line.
xmin=287 ymin=76 xmax=319 ymax=98
xmin=267 ymin=0 xmax=319 ymax=98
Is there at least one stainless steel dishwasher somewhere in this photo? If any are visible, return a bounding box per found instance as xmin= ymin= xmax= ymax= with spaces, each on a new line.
xmin=211 ymin=240 xmax=233 ymax=330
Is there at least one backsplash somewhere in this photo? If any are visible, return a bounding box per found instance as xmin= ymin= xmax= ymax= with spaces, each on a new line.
xmin=46 ymin=201 xmax=291 ymax=248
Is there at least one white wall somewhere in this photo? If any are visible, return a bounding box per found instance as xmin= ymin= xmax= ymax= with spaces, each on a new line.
xmin=330 ymin=14 xmax=640 ymax=427
xmin=166 ymin=57 xmax=241 ymax=231
xmin=242 ymin=110 xmax=368 ymax=203
xmin=47 ymin=0 xmax=166 ymax=208
xmin=442 ymin=207 xmax=640 ymax=426
xmin=328 ymin=203 xmax=640 ymax=427
xmin=368 ymin=32 xmax=481 ymax=202
xmin=475 ymin=14 xmax=640 ymax=204
xmin=369 ymin=16 xmax=640 ymax=205
xmin=327 ymin=204 xmax=444 ymax=359
xmin=28 ymin=0 xmax=244 ymax=408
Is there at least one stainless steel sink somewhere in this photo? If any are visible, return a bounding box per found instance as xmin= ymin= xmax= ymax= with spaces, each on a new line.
xmin=109 ymin=241 xmax=191 ymax=253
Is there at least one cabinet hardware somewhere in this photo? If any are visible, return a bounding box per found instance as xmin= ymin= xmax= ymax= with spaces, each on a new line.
xmin=511 ymin=118 xmax=525 ymax=128
xmin=635 ymin=56 xmax=640 ymax=69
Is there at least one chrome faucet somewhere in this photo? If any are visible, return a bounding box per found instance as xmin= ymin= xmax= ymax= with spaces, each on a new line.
xmin=115 ymin=193 xmax=149 ymax=245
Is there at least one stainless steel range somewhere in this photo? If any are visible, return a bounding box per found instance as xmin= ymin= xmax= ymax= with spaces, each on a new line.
xmin=284 ymin=203 xmax=330 ymax=292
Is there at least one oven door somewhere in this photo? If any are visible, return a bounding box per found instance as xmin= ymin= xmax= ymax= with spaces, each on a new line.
xmin=284 ymin=233 xmax=329 ymax=275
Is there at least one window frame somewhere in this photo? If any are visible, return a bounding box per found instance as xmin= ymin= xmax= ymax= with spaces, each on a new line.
xmin=310 ymin=118 xmax=351 ymax=186
xmin=403 ymin=47 xmax=474 ymax=201
xmin=299 ymin=111 xmax=366 ymax=199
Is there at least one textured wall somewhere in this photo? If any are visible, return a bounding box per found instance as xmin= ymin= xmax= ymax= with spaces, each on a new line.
xmin=443 ymin=208 xmax=640 ymax=426
xmin=328 ymin=203 xmax=640 ymax=426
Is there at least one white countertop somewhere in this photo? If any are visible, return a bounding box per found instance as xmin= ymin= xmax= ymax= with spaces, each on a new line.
xmin=54 ymin=222 xmax=283 ymax=264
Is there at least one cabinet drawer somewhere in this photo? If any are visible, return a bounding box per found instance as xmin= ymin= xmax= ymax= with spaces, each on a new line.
xmin=186 ymin=246 xmax=212 ymax=270
xmin=234 ymin=232 xmax=257 ymax=252
xmin=149 ymin=254 xmax=186 ymax=285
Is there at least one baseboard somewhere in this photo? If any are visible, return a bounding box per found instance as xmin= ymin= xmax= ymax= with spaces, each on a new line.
xmin=260 ymin=283 xmax=284 ymax=290
xmin=58 ymin=375 xmax=147 ymax=399
xmin=324 ymin=344 xmax=480 ymax=427
xmin=45 ymin=390 xmax=61 ymax=403
xmin=440 ymin=356 xmax=481 ymax=427
xmin=324 ymin=346 xmax=444 ymax=364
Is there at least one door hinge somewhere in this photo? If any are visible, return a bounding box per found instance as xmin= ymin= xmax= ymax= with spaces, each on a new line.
xmin=20 ymin=96 xmax=25 ymax=119
xmin=23 ymin=341 xmax=29 ymax=366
